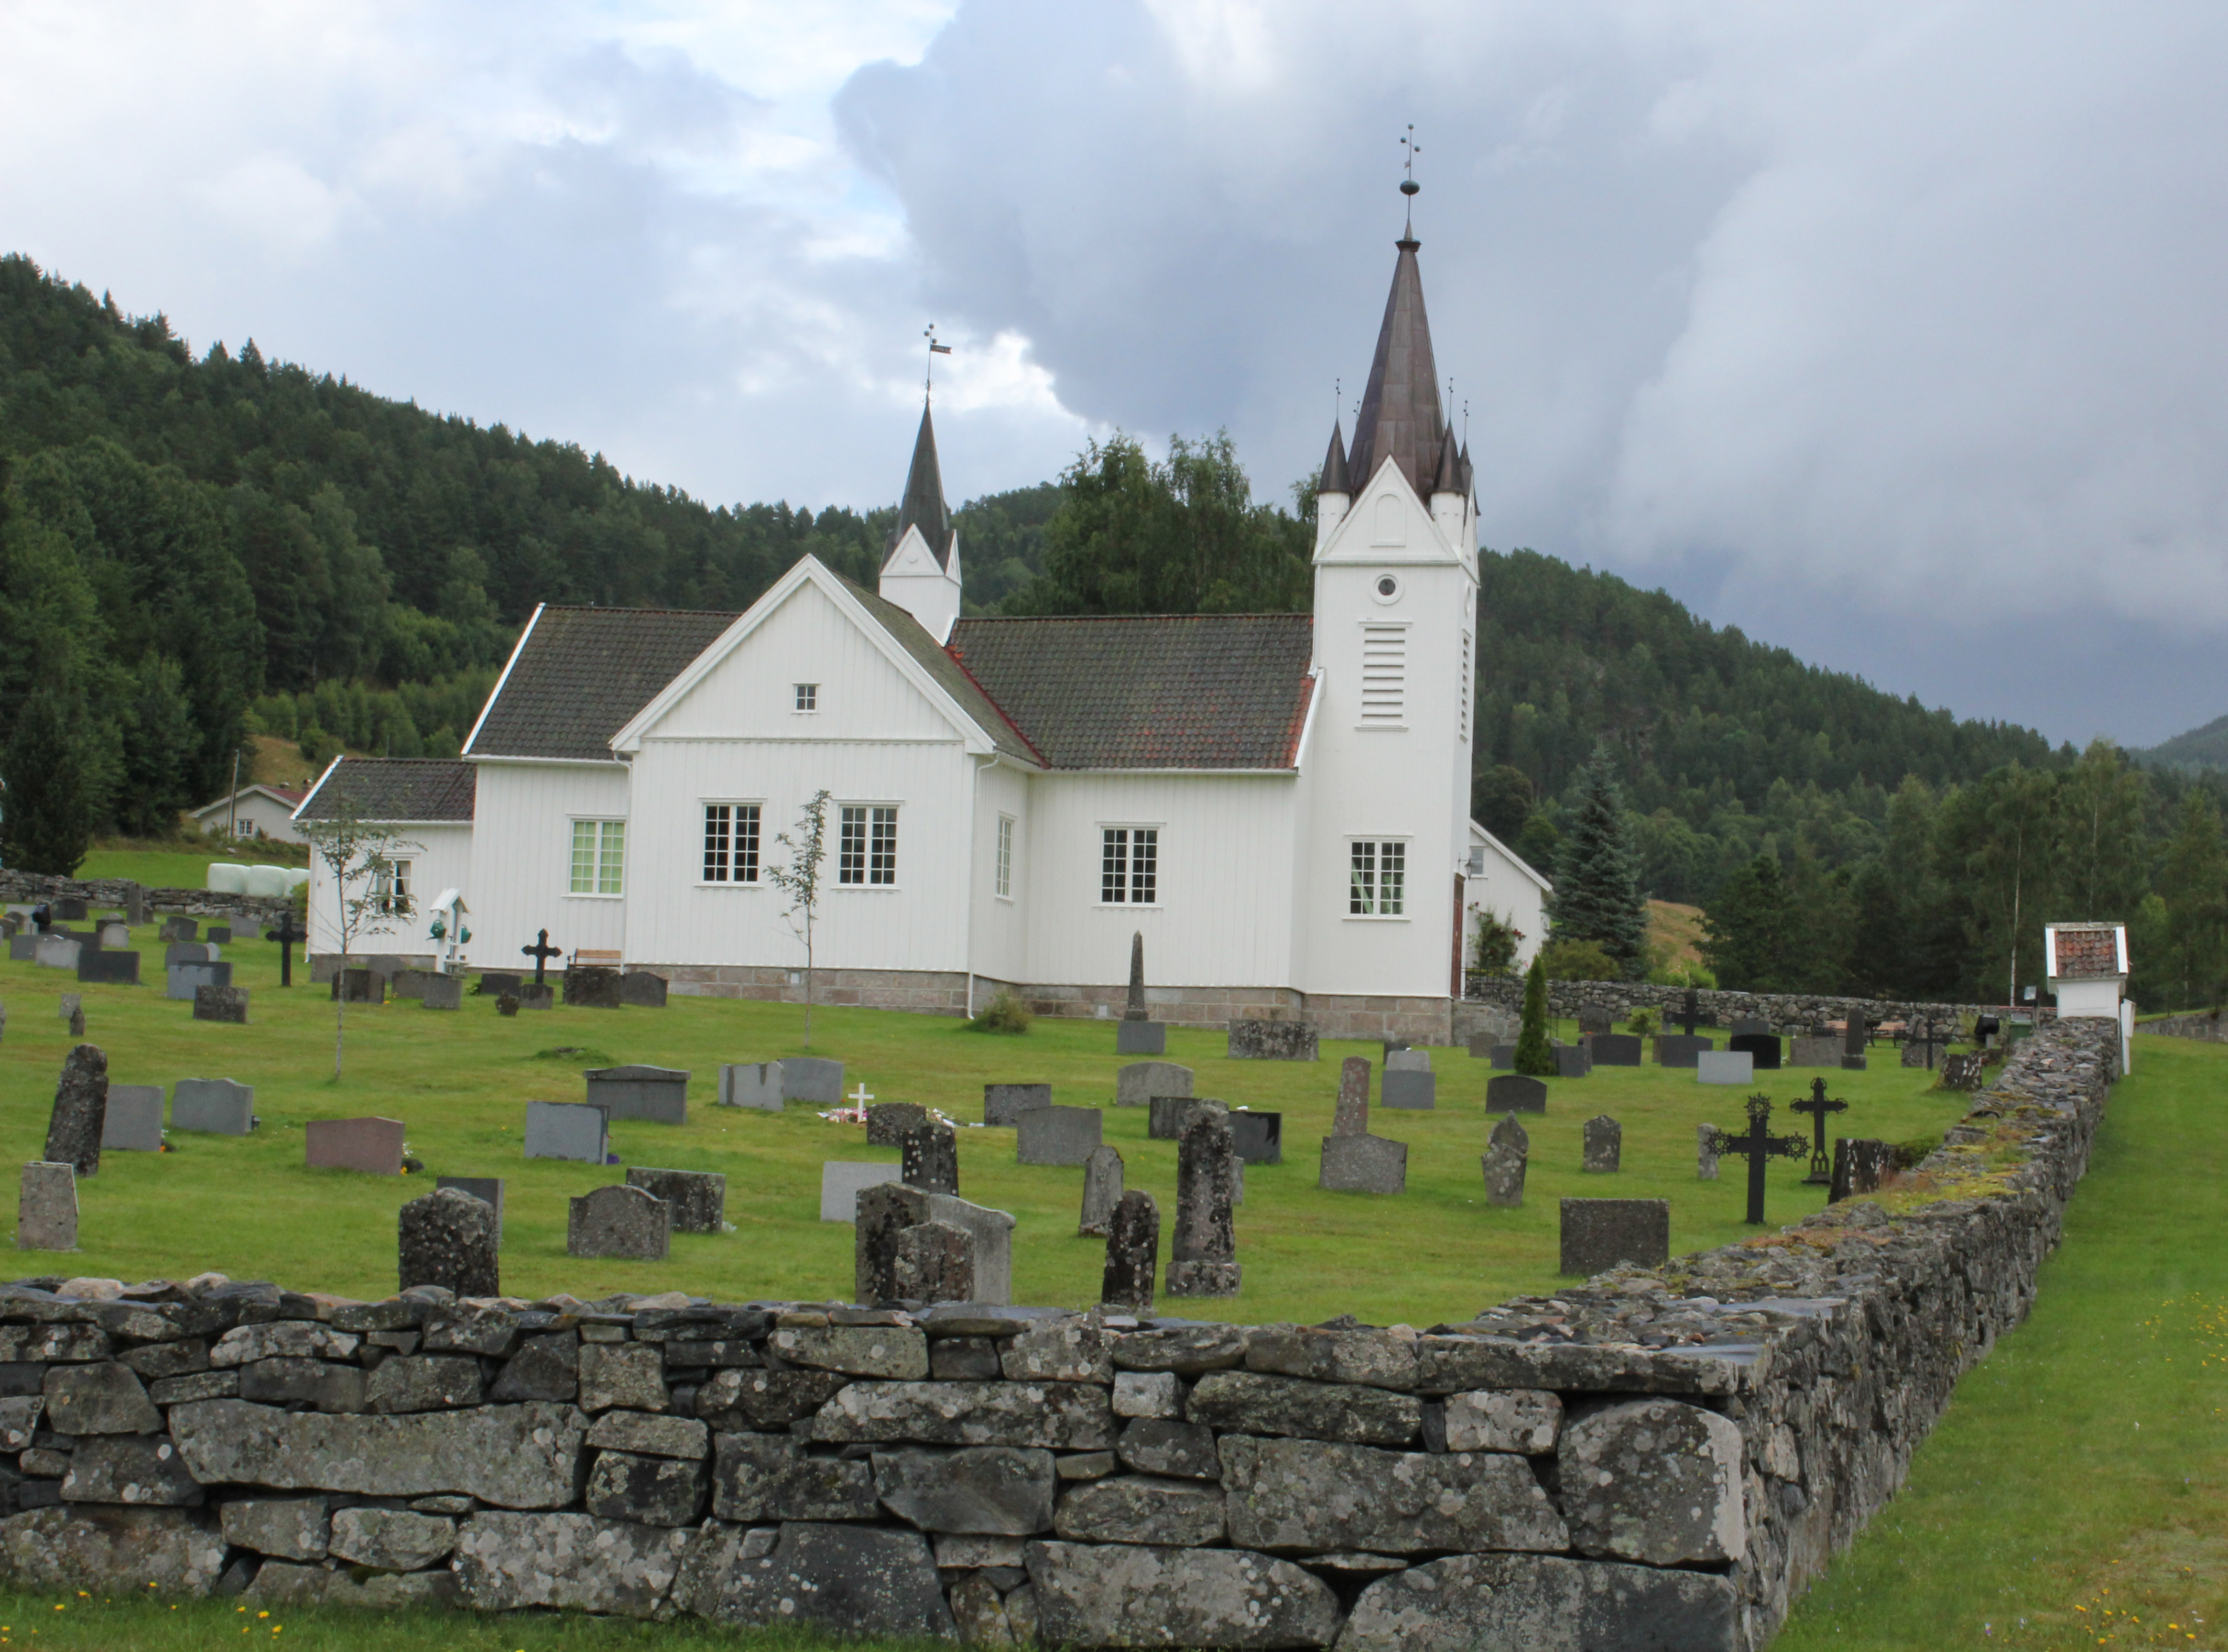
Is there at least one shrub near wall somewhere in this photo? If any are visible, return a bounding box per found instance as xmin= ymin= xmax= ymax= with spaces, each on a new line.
xmin=0 ymin=1019 xmax=2117 ymax=1651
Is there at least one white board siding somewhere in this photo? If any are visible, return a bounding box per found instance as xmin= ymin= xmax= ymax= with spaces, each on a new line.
xmin=1019 ymin=773 xmax=1298 ymax=991
xmin=466 ymin=763 xmax=631 ymax=965
xmin=621 ymin=737 xmax=975 ymax=973
xmin=969 ymin=759 xmax=1031 ymax=987
xmin=305 ymin=823 xmax=472 ymax=956
xmin=1464 ymin=826 xmax=1550 ymax=973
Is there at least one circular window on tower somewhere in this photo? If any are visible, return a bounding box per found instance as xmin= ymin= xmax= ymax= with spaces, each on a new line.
xmin=1371 ymin=573 xmax=1402 ymax=605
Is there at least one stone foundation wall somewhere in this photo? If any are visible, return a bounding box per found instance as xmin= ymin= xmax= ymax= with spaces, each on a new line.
xmin=0 ymin=870 xmax=294 ymax=926
xmin=2136 ymin=1009 xmax=2222 ymax=1040
xmin=0 ymin=1020 xmax=2114 ymax=1650
xmin=1465 ymin=976 xmax=2029 ymax=1032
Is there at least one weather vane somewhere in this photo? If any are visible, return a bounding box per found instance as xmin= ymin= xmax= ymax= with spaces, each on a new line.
xmin=1400 ymin=124 xmax=1421 ymax=234
xmin=1334 ymin=377 xmax=1341 ymax=427
xmin=924 ymin=323 xmax=952 ymax=400
xmin=1463 ymin=397 xmax=1470 ymax=443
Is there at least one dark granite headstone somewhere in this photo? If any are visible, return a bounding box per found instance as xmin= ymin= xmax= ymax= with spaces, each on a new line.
xmin=1166 ymin=1114 xmax=1239 ymax=1297
xmin=1226 ymin=1019 xmax=1318 ymax=1061
xmin=1576 ymin=1005 xmax=1614 ymax=1037
xmin=901 ymin=1120 xmax=960 ymax=1195
xmin=1581 ymin=1115 xmax=1622 ymax=1174
xmin=563 ymin=967 xmax=624 ymax=1009
xmin=164 ymin=942 xmax=212 ymax=967
xmin=1559 ymin=1198 xmax=1671 ymax=1275
xmin=619 ymin=971 xmax=669 ymax=1008
xmin=332 ymin=969 xmax=385 ymax=1006
xmin=422 ymin=974 xmax=464 ymax=1011
xmin=1728 ymin=1016 xmax=1771 ymax=1038
xmin=478 ymin=972 xmax=523 ymax=997
xmin=584 ymin=1065 xmax=689 ymax=1124
xmin=389 ymin=969 xmax=434 ymax=1000
xmin=518 ymin=981 xmax=554 ymax=1011
xmin=1227 ymin=1110 xmax=1282 ymax=1165
xmin=1553 ymin=1043 xmax=1591 ymax=1079
xmin=1485 ymin=1074 xmax=1547 ymax=1114
xmin=1655 ymin=1034 xmax=1713 ymax=1068
xmin=867 ymin=1102 xmax=929 ymax=1146
xmin=43 ymin=1045 xmax=108 ymax=1177
xmin=193 ymin=985 xmax=249 ymax=1023
xmin=54 ymin=898 xmax=87 ymax=922
xmin=1728 ymin=1032 xmax=1782 ymax=1071
xmin=1489 ymin=1043 xmax=1516 ymax=1068
xmin=1115 ymin=1020 xmax=1167 ymax=1056
xmin=160 ymin=918 xmax=197 ymax=943
xmin=1149 ymin=1094 xmax=1221 ymax=1140
xmin=398 ymin=1186 xmax=500 ymax=1297
xmin=1101 ymin=1190 xmax=1159 ymax=1314
xmin=982 ymin=1084 xmax=1051 ymax=1127
xmin=626 ymin=1167 xmax=726 ymax=1233
xmin=206 ymin=925 xmax=232 ymax=944
xmin=76 ymin=950 xmax=140 ymax=986
xmin=1589 ymin=1034 xmax=1642 ymax=1067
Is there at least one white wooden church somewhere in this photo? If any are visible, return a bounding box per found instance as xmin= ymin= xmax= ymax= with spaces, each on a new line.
xmin=295 ymin=228 xmax=1548 ymax=1043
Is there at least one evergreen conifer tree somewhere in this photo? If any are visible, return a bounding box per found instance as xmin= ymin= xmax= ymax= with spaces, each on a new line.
xmin=1 ymin=686 xmax=98 ymax=874
xmin=1548 ymin=750 xmax=1649 ymax=969
xmin=1513 ymin=954 xmax=1556 ymax=1076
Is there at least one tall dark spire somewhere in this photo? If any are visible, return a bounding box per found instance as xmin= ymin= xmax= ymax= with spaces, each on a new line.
xmin=1318 ymin=419 xmax=1351 ymax=494
xmin=889 ymin=400 xmax=953 ymax=569
xmin=1346 ymin=237 xmax=1445 ymax=500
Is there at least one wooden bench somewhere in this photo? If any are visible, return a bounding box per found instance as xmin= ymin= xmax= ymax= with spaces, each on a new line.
xmin=571 ymin=948 xmax=622 ymax=968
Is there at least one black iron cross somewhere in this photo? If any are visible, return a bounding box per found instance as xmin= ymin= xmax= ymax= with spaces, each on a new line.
xmin=1680 ymin=987 xmax=1698 ymax=1037
xmin=267 ymin=908 xmax=304 ymax=988
xmin=522 ymin=929 xmax=561 ymax=985
xmin=1790 ymin=1077 xmax=1848 ymax=1186
xmin=1908 ymin=1019 xmax=1945 ymax=1071
xmin=1709 ymin=1094 xmax=1810 ymax=1224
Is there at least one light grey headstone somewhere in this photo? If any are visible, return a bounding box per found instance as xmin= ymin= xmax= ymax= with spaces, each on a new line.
xmin=983 ymin=1084 xmax=1052 ymax=1127
xmin=584 ymin=1065 xmax=689 ymax=1125
xmin=820 ymin=1162 xmax=904 ymax=1223
xmin=17 ymin=1163 xmax=76 ymax=1251
xmin=1114 ymin=1063 xmax=1191 ymax=1109
xmin=1017 ymin=1106 xmax=1103 ymax=1166
xmin=388 ymin=968 xmax=434 ymax=1000
xmin=782 ymin=1058 xmax=845 ymax=1105
xmin=171 ymin=1078 xmax=254 ymax=1135
xmin=1384 ymin=1048 xmax=1432 ymax=1073
xmin=1380 ymin=1070 xmax=1435 ymax=1111
xmin=1697 ymin=1051 xmax=1755 ymax=1087
xmin=1226 ymin=1019 xmax=1318 ymax=1061
xmin=437 ymin=1176 xmax=505 ymax=1244
xmin=6 ymin=937 xmax=34 ymax=963
xmin=33 ymin=935 xmax=80 ymax=971
xmin=421 ymin=975 xmax=464 ymax=1011
xmin=1789 ymin=1036 xmax=1839 ymax=1068
xmin=1078 ymin=1145 xmax=1124 ymax=1236
xmin=1318 ymin=1134 xmax=1406 ymax=1194
xmin=523 ymin=1100 xmax=609 ymax=1163
xmin=164 ymin=943 xmax=212 ymax=967
xmin=58 ymin=993 xmax=81 ymax=1023
xmin=1115 ymin=1021 xmax=1166 ymax=1055
xmin=95 ymin=922 xmax=129 ymax=949
xmin=718 ymin=1062 xmax=783 ymax=1110
xmin=567 ymin=1183 xmax=670 ymax=1260
xmin=101 ymin=1086 xmax=164 ymax=1152
xmin=166 ymin=961 xmax=233 ymax=1001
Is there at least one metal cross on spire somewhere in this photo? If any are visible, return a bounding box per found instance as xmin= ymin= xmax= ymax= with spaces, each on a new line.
xmin=923 ymin=324 xmax=953 ymax=401
xmin=1400 ymin=124 xmax=1421 ymax=235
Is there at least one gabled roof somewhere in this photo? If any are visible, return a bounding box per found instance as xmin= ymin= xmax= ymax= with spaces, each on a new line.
xmin=294 ymin=758 xmax=476 ymax=823
xmin=1468 ymin=818 xmax=1553 ymax=892
xmin=1347 ymin=236 xmax=1446 ymax=500
xmin=2045 ymin=923 xmax=2128 ymax=981
xmin=190 ymin=783 xmax=306 ymax=820
xmin=837 ymin=575 xmax=1043 ymax=764
xmin=946 ymin=613 xmax=1316 ymax=770
xmin=465 ymin=604 xmax=739 ymax=761
xmin=885 ymin=402 xmax=953 ymax=570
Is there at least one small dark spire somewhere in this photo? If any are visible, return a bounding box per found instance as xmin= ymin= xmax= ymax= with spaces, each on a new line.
xmin=1348 ymin=238 xmax=1445 ymax=498
xmin=1459 ymin=439 xmax=1475 ymax=500
xmin=1434 ymin=426 xmax=1462 ymax=496
xmin=1319 ymin=420 xmax=1351 ymax=494
xmin=887 ymin=400 xmax=954 ymax=571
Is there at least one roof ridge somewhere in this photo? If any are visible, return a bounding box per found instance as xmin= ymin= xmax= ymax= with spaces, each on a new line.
xmin=952 ymin=612 xmax=1314 ymax=625
xmin=536 ymin=603 xmax=746 ymax=618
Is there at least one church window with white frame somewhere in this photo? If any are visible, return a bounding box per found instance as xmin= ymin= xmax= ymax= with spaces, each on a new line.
xmin=570 ymin=819 xmax=626 ymax=896
xmin=1101 ymin=827 xmax=1157 ymax=905
xmin=995 ymin=814 xmax=1014 ymax=900
xmin=1349 ymin=839 xmax=1406 ymax=916
xmin=701 ymin=803 xmax=761 ymax=883
xmin=839 ymin=805 xmax=898 ymax=886
xmin=794 ymin=683 xmax=818 ymax=711
xmin=371 ymin=858 xmax=413 ymax=915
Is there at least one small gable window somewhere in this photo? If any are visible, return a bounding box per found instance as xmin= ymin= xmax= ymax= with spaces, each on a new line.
xmin=839 ymin=805 xmax=899 ymax=886
xmin=1350 ymin=839 xmax=1406 ymax=916
xmin=794 ymin=684 xmax=819 ymax=712
xmin=1101 ymin=827 xmax=1158 ymax=905
xmin=702 ymin=803 xmax=761 ymax=883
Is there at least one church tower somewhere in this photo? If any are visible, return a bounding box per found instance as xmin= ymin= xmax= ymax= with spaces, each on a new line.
xmin=879 ymin=400 xmax=963 ymax=643
xmin=1300 ymin=206 xmax=1480 ymax=1008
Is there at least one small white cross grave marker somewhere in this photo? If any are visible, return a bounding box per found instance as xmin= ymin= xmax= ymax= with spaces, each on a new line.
xmin=849 ymin=1083 xmax=874 ymax=1108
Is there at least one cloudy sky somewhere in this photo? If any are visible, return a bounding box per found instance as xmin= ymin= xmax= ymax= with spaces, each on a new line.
xmin=3 ymin=0 xmax=2224 ymax=747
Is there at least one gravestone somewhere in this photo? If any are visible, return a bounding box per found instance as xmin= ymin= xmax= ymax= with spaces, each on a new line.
xmin=1728 ymin=1032 xmax=1782 ymax=1071
xmin=1482 ymin=1114 xmax=1529 ymax=1208
xmin=1384 ymin=1048 xmax=1431 ymax=1073
xmin=479 ymin=972 xmax=524 ymax=997
xmin=1318 ymin=1133 xmax=1406 ymax=1195
xmin=497 ymin=994 xmax=520 ymax=1017
xmin=1078 ymin=1145 xmax=1124 ymax=1236
xmin=1843 ymin=1015 xmax=1869 ymax=1070
xmin=1902 ymin=1021 xmax=1947 ymax=1070
xmin=398 ymin=1186 xmax=500 ymax=1297
xmin=1101 ymin=1190 xmax=1159 ymax=1314
xmin=436 ymin=1177 xmax=505 ymax=1245
xmin=1940 ymin=1052 xmax=1987 ymax=1091
xmin=1656 ymin=1034 xmax=1713 ymax=1068
xmin=304 ymin=1117 xmax=406 ymax=1175
xmin=1830 ymin=1138 xmax=1896 ymax=1203
xmin=563 ymin=967 xmax=624 ymax=1010
xmin=517 ymin=981 xmax=554 ymax=1011
xmin=983 ymin=1083 xmax=1052 ymax=1126
xmin=58 ymin=993 xmax=81 ymax=1023
xmin=43 ymin=1045 xmax=109 ymax=1177
xmin=167 ymin=961 xmax=233 ymax=1001
xmin=523 ymin=1100 xmax=609 ymax=1164
xmin=333 ymin=969 xmax=385 ymax=1006
xmin=101 ymin=1086 xmax=164 ymax=1152
xmin=1559 ymin=1199 xmax=1671 ymax=1276
xmin=33 ymin=935 xmax=81 ymax=971
xmin=1581 ymin=1115 xmax=1622 ymax=1174
xmin=389 ymin=969 xmax=434 ymax=1000
xmin=124 ymin=885 xmax=149 ymax=926
xmin=855 ymin=1183 xmax=1015 ymax=1304
xmin=1332 ymin=1057 xmax=1370 ymax=1135
xmin=866 ymin=1102 xmax=928 ymax=1146
xmin=1227 ymin=1110 xmax=1283 ymax=1165
xmin=1149 ymin=1094 xmax=1222 ymax=1141
xmin=18 ymin=1163 xmax=77 ymax=1251
xmin=1017 ymin=1106 xmax=1102 ymax=1166
xmin=718 ymin=1063 xmax=784 ymax=1110
xmin=160 ymin=918 xmax=197 ymax=943
xmin=820 ymin=1163 xmax=905 ymax=1223
xmin=206 ymin=925 xmax=232 ymax=944
xmin=1489 ymin=1043 xmax=1516 ymax=1068
xmin=1791 ymin=1077 xmax=1848 ymax=1185
xmin=1485 ymin=1074 xmax=1547 ymax=1114
xmin=1227 ymin=1019 xmax=1318 ymax=1061
xmin=1729 ymin=1016 xmax=1771 ymax=1038
xmin=1590 ymin=1034 xmax=1643 ymax=1067
xmin=163 ymin=942 xmax=212 ymax=967
xmin=890 ymin=1220 xmax=974 ymax=1303
xmin=1466 ymin=1032 xmax=1499 ymax=1059
xmin=194 ymin=985 xmax=249 ymax=1023
xmin=54 ymin=898 xmax=87 ymax=922
xmin=1697 ymin=1123 xmax=1721 ymax=1180
xmin=521 ymin=930 xmax=563 ymax=984
xmin=783 ymin=1058 xmax=845 ymax=1105
xmin=1166 ymin=1113 xmax=1240 ymax=1297
xmin=1576 ymin=1005 xmax=1614 ymax=1037
xmin=5 ymin=936 xmax=34 ymax=963
xmin=1381 ymin=1069 xmax=1435 ymax=1110
xmin=1697 ymin=1050 xmax=1754 ymax=1086
xmin=1788 ymin=1036 xmax=1839 ymax=1068
xmin=1553 ymin=1044 xmax=1591 ymax=1080
xmin=172 ymin=1078 xmax=254 ymax=1135
xmin=619 ymin=971 xmax=669 ymax=1008
xmin=626 ymin=1167 xmax=726 ymax=1233
xmin=567 ymin=1184 xmax=670 ymax=1261
xmin=76 ymin=950 xmax=139 ymax=986
xmin=1114 ymin=1064 xmax=1189 ymax=1109
xmin=584 ymin=1065 xmax=689 ymax=1125
xmin=1116 ymin=1021 xmax=1167 ymax=1056
xmin=422 ymin=974 xmax=464 ymax=1011
xmin=901 ymin=1120 xmax=961 ymax=1195
xmin=1709 ymin=1095 xmax=1810 ymax=1223
xmin=95 ymin=921 xmax=129 ymax=950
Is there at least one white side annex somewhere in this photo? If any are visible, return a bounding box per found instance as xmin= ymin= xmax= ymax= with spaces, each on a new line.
xmin=292 ymin=758 xmax=478 ymax=962
xmin=411 ymin=221 xmax=1548 ymax=1041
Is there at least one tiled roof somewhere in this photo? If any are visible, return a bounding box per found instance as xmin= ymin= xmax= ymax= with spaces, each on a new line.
xmin=945 ymin=613 xmax=1316 ymax=770
xmin=838 ymin=577 xmax=1043 ymax=765
xmin=295 ymin=759 xmax=477 ymax=823
xmin=467 ymin=606 xmax=739 ymax=761
xmin=2050 ymin=924 xmax=2123 ymax=979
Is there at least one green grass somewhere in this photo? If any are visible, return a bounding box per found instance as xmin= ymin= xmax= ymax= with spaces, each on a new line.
xmin=73 ymin=837 xmax=308 ymax=892
xmin=1776 ymin=1034 xmax=2228 ymax=1651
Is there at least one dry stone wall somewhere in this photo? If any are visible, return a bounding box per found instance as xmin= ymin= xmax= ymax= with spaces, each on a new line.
xmin=0 ymin=870 xmax=293 ymax=927
xmin=0 ymin=1019 xmax=2116 ymax=1650
xmin=1462 ymin=977 xmax=2025 ymax=1035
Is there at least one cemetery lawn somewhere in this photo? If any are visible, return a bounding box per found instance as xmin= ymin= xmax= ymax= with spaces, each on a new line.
xmin=0 ymin=923 xmax=1975 ymax=1324
xmin=1777 ymin=1033 xmax=2228 ymax=1652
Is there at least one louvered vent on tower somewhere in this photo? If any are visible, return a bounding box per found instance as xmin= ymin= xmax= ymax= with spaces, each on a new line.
xmin=1360 ymin=624 xmax=1408 ymax=725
